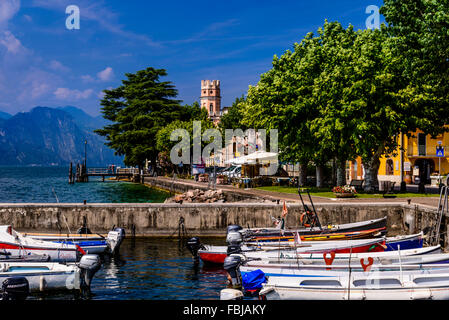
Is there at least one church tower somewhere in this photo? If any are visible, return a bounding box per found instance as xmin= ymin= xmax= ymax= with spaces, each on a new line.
xmin=200 ymin=80 xmax=221 ymax=124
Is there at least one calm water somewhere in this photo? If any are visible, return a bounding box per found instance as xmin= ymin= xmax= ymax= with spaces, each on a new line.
xmin=0 ymin=167 xmax=226 ymax=300
xmin=29 ymin=238 xmax=228 ymax=300
xmin=0 ymin=167 xmax=170 ymax=203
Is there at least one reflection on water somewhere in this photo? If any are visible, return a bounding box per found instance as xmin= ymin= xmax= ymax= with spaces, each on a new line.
xmin=92 ymin=238 xmax=228 ymax=300
xmin=28 ymin=237 xmax=227 ymax=300
xmin=90 ymin=237 xmax=227 ymax=300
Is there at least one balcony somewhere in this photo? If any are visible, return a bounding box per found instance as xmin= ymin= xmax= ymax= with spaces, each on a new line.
xmin=407 ymin=145 xmax=448 ymax=157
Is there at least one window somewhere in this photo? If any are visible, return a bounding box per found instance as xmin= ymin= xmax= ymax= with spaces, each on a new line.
xmin=210 ymin=103 xmax=214 ymax=114
xmin=386 ymin=159 xmax=394 ymax=175
xmin=418 ymin=133 xmax=426 ymax=156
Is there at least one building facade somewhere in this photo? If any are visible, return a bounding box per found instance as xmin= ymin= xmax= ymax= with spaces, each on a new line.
xmin=200 ymin=80 xmax=222 ymax=124
xmin=349 ymin=129 xmax=449 ymax=186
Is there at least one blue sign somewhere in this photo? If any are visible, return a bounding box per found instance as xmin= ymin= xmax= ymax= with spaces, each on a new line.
xmin=436 ymin=146 xmax=444 ymax=157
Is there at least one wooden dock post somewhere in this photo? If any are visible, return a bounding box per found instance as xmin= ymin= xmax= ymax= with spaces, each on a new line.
xmin=68 ymin=162 xmax=74 ymax=184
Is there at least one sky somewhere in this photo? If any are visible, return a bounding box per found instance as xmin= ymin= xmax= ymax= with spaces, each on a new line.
xmin=0 ymin=0 xmax=385 ymax=117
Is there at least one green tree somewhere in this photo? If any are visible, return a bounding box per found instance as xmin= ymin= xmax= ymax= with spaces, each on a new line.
xmin=241 ymin=31 xmax=325 ymax=186
xmin=95 ymin=67 xmax=184 ymax=168
xmin=218 ymin=95 xmax=247 ymax=132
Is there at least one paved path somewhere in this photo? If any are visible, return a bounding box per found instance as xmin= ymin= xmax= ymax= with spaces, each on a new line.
xmin=145 ymin=176 xmax=441 ymax=208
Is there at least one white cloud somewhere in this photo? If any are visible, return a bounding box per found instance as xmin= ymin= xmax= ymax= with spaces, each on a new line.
xmin=97 ymin=67 xmax=114 ymax=81
xmin=49 ymin=60 xmax=70 ymax=72
xmin=0 ymin=30 xmax=25 ymax=53
xmin=54 ymin=87 xmax=94 ymax=100
xmin=81 ymin=74 xmax=95 ymax=83
xmin=0 ymin=0 xmax=20 ymax=29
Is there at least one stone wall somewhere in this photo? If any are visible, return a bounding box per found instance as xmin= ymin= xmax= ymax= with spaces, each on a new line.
xmin=0 ymin=203 xmax=443 ymax=244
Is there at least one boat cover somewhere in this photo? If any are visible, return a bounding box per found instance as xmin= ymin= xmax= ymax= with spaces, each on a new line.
xmin=242 ymin=269 xmax=266 ymax=291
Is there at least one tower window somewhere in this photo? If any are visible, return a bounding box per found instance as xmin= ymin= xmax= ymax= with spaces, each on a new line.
xmin=210 ymin=103 xmax=213 ymax=113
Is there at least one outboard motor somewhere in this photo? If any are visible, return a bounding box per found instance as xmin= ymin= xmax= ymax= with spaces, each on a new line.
xmin=227 ymin=245 xmax=242 ymax=255
xmin=79 ymin=254 xmax=101 ymax=290
xmin=186 ymin=237 xmax=205 ymax=262
xmin=223 ymin=255 xmax=242 ymax=289
xmin=226 ymin=231 xmax=243 ymax=245
xmin=1 ymin=277 xmax=29 ymax=300
xmin=226 ymin=225 xmax=243 ymax=234
xmin=106 ymin=227 xmax=125 ymax=255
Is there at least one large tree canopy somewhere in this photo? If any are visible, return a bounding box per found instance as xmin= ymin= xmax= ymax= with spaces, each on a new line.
xmin=95 ymin=67 xmax=184 ymax=167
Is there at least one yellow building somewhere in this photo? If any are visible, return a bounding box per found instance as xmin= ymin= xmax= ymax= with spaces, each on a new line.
xmin=349 ymin=129 xmax=449 ymax=186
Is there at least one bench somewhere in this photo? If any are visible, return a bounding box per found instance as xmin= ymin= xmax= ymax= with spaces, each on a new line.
xmin=350 ymin=179 xmax=365 ymax=192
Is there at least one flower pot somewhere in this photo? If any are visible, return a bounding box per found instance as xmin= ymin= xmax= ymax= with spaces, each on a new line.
xmin=334 ymin=192 xmax=355 ymax=198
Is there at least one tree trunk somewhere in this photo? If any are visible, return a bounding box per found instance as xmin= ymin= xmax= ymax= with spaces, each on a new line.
xmin=363 ymin=156 xmax=381 ymax=192
xmin=316 ymin=165 xmax=325 ymax=188
xmin=298 ymin=163 xmax=308 ymax=187
xmin=336 ymin=159 xmax=346 ymax=186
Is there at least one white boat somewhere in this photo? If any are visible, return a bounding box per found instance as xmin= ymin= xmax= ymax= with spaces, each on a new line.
xmin=0 ymin=226 xmax=84 ymax=262
xmin=22 ymin=227 xmax=126 ymax=255
xmin=0 ymin=254 xmax=101 ymax=294
xmin=242 ymin=245 xmax=442 ymax=261
xmin=259 ymin=272 xmax=449 ymax=300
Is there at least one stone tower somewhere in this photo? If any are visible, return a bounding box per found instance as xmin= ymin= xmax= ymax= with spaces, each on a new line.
xmin=200 ymin=80 xmax=221 ymax=124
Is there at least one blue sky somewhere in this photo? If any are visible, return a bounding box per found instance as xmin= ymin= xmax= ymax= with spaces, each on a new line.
xmin=0 ymin=0 xmax=384 ymax=116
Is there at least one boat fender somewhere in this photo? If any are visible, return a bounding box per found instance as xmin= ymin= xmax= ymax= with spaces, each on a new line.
xmin=79 ymin=254 xmax=101 ymax=289
xmin=186 ymin=237 xmax=205 ymax=261
xmin=39 ymin=276 xmax=46 ymax=292
xmin=220 ymin=288 xmax=243 ymax=300
xmin=1 ymin=277 xmax=29 ymax=300
xmin=223 ymin=255 xmax=242 ymax=289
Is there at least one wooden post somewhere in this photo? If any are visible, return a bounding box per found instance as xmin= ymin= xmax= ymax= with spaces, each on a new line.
xmin=69 ymin=162 xmax=74 ymax=184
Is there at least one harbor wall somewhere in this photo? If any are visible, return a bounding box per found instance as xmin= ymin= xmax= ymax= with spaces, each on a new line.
xmin=0 ymin=202 xmax=445 ymax=246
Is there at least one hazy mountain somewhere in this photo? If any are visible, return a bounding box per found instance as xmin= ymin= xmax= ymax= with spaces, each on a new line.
xmin=0 ymin=106 xmax=123 ymax=166
xmin=0 ymin=111 xmax=12 ymax=120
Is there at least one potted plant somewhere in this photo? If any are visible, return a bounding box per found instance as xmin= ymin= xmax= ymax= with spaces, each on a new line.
xmin=198 ymin=173 xmax=209 ymax=182
xmin=332 ymin=185 xmax=357 ymax=198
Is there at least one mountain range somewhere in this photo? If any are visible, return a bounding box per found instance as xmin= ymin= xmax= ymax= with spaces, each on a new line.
xmin=0 ymin=106 xmax=123 ymax=167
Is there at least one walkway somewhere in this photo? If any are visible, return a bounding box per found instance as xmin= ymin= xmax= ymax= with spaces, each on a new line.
xmin=144 ymin=176 xmax=441 ymax=208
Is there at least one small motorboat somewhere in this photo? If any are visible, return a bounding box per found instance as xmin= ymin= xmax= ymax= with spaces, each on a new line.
xmin=239 ymin=217 xmax=388 ymax=240
xmin=0 ymin=226 xmax=85 ymax=262
xmin=0 ymin=254 xmax=101 ymax=293
xmin=258 ymin=272 xmax=449 ymax=300
xmin=195 ymin=237 xmax=387 ymax=265
xmin=222 ymin=255 xmax=449 ymax=300
xmin=22 ymin=227 xmax=126 ymax=255
xmin=248 ymin=227 xmax=386 ymax=243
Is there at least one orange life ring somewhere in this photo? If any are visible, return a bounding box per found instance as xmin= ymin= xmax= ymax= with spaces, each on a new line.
xmin=300 ymin=211 xmax=315 ymax=227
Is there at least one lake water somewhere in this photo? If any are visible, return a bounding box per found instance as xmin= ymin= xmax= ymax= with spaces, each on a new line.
xmin=0 ymin=167 xmax=170 ymax=203
xmin=0 ymin=167 xmax=227 ymax=300
xmin=28 ymin=237 xmax=228 ymax=300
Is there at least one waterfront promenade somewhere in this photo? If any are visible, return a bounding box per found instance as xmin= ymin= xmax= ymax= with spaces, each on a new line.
xmin=143 ymin=176 xmax=441 ymax=209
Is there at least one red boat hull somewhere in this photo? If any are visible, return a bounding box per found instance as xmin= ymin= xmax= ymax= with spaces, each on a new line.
xmin=198 ymin=241 xmax=386 ymax=265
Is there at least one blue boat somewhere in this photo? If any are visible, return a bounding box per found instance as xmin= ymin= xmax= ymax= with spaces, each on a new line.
xmin=385 ymin=233 xmax=423 ymax=251
xmin=53 ymin=239 xmax=108 ymax=254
